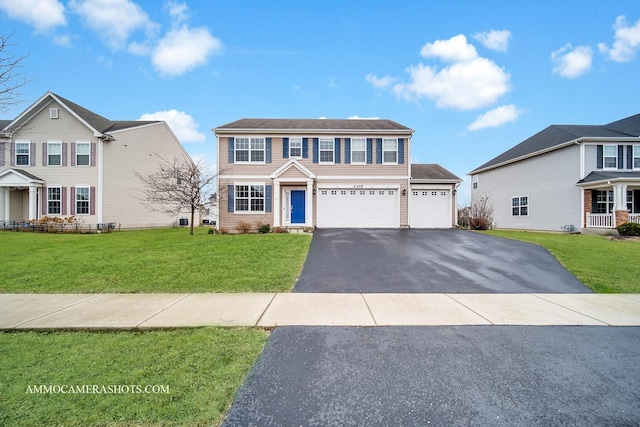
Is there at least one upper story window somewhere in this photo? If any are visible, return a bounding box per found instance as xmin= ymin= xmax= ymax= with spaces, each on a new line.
xmin=289 ymin=137 xmax=302 ymax=158
xmin=48 ymin=142 xmax=62 ymax=166
xmin=383 ymin=138 xmax=398 ymax=164
xmin=351 ymin=138 xmax=366 ymax=164
xmin=319 ymin=138 xmax=334 ymax=164
xmin=603 ymin=145 xmax=617 ymax=168
xmin=76 ymin=142 xmax=90 ymax=166
xmin=16 ymin=142 xmax=30 ymax=166
xmin=512 ymin=196 xmax=528 ymax=216
xmin=634 ymin=146 xmax=640 ymax=169
xmin=235 ymin=137 xmax=265 ymax=162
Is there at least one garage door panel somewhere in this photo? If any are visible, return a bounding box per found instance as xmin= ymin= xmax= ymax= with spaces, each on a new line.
xmin=317 ymin=188 xmax=399 ymax=228
xmin=410 ymin=189 xmax=450 ymax=228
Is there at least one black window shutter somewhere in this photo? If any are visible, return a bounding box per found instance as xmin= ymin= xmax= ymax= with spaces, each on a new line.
xmin=312 ymin=138 xmax=319 ymax=163
xmin=334 ymin=138 xmax=340 ymax=163
xmin=376 ymin=138 xmax=382 ymax=164
xmin=227 ymin=185 xmax=234 ymax=212
xmin=596 ymin=145 xmax=603 ymax=169
xmin=618 ymin=145 xmax=624 ymax=169
xmin=366 ymin=138 xmax=373 ymax=164
xmin=627 ymin=145 xmax=633 ymax=170
xmin=266 ymin=138 xmax=272 ymax=163
xmin=283 ymin=138 xmax=289 ymax=159
xmin=228 ymin=137 xmax=235 ymax=163
xmin=302 ymin=138 xmax=309 ymax=158
xmin=344 ymin=138 xmax=351 ymax=164
xmin=398 ymin=138 xmax=405 ymax=164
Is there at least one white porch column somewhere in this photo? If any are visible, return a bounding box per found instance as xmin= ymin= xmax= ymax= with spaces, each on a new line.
xmin=273 ymin=180 xmax=281 ymax=227
xmin=28 ymin=186 xmax=38 ymax=220
xmin=306 ymin=181 xmax=313 ymax=227
xmin=1 ymin=188 xmax=8 ymax=221
xmin=614 ymin=184 xmax=628 ymax=211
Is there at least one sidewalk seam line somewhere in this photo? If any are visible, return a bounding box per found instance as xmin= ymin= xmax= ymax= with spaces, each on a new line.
xmin=532 ymin=294 xmax=611 ymax=326
xmin=12 ymin=294 xmax=102 ymax=329
xmin=360 ymin=294 xmax=378 ymax=326
xmin=136 ymin=294 xmax=192 ymax=329
xmin=444 ymin=294 xmax=495 ymax=325
xmin=254 ymin=293 xmax=278 ymax=327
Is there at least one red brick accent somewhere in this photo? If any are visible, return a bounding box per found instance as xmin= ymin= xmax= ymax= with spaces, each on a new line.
xmin=615 ymin=210 xmax=629 ymax=227
xmin=583 ymin=190 xmax=592 ymax=228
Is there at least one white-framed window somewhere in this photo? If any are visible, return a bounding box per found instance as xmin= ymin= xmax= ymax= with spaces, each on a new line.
xmin=512 ymin=196 xmax=528 ymax=216
xmin=48 ymin=142 xmax=62 ymax=166
xmin=383 ymin=138 xmax=398 ymax=164
xmin=16 ymin=142 xmax=30 ymax=166
xmin=351 ymin=138 xmax=366 ymax=164
xmin=319 ymin=138 xmax=334 ymax=164
xmin=76 ymin=142 xmax=90 ymax=166
xmin=634 ymin=146 xmax=640 ymax=169
xmin=234 ymin=184 xmax=265 ymax=212
xmin=76 ymin=186 xmax=90 ymax=215
xmin=48 ymin=187 xmax=61 ymax=215
xmin=235 ymin=137 xmax=265 ymax=163
xmin=603 ymin=145 xmax=617 ymax=169
xmin=594 ymin=190 xmax=613 ymax=214
xmin=289 ymin=137 xmax=302 ymax=158
xmin=627 ymin=190 xmax=634 ymax=212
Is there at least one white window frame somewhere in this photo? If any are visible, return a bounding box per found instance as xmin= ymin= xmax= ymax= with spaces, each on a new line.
xmin=351 ymin=138 xmax=366 ymax=165
xmin=382 ymin=138 xmax=398 ymax=164
xmin=511 ymin=196 xmax=528 ymax=216
xmin=603 ymin=145 xmax=617 ymax=169
xmin=235 ymin=137 xmax=265 ymax=163
xmin=289 ymin=137 xmax=302 ymax=158
xmin=633 ymin=145 xmax=640 ymax=170
xmin=594 ymin=190 xmax=614 ymax=214
xmin=319 ymin=137 xmax=334 ymax=164
xmin=48 ymin=141 xmax=62 ymax=166
xmin=76 ymin=186 xmax=90 ymax=215
xmin=15 ymin=141 xmax=30 ymax=166
xmin=234 ymin=183 xmax=265 ymax=213
xmin=76 ymin=142 xmax=91 ymax=166
xmin=48 ymin=186 xmax=61 ymax=215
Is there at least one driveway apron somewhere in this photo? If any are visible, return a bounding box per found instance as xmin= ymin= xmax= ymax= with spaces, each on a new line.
xmin=293 ymin=229 xmax=590 ymax=293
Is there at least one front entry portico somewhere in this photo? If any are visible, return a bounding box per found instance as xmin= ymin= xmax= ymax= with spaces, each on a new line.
xmin=0 ymin=168 xmax=45 ymax=222
xmin=270 ymin=159 xmax=316 ymax=228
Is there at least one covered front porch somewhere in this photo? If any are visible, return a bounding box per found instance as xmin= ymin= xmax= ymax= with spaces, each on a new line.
xmin=579 ymin=172 xmax=640 ymax=229
xmin=0 ymin=168 xmax=45 ymax=222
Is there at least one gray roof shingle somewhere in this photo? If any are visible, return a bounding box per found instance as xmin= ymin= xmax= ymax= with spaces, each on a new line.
xmin=577 ymin=171 xmax=640 ymax=184
xmin=215 ymin=118 xmax=412 ymax=132
xmin=411 ymin=164 xmax=462 ymax=182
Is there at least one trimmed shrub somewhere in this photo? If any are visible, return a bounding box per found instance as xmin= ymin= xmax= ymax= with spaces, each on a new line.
xmin=258 ymin=223 xmax=271 ymax=234
xmin=236 ymin=221 xmax=252 ymax=234
xmin=617 ymin=222 xmax=640 ymax=237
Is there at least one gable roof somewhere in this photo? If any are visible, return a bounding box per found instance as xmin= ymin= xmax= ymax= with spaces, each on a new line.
xmin=469 ymin=113 xmax=640 ymax=175
xmin=214 ymin=118 xmax=413 ymax=134
xmin=411 ymin=164 xmax=462 ymax=182
xmin=1 ymin=92 xmax=160 ymax=137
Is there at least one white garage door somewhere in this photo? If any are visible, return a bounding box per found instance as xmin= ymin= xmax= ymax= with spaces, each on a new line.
xmin=410 ymin=189 xmax=451 ymax=228
xmin=317 ymin=188 xmax=399 ymax=228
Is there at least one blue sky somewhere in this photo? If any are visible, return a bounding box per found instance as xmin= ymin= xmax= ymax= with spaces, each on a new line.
xmin=1 ymin=0 xmax=639 ymax=199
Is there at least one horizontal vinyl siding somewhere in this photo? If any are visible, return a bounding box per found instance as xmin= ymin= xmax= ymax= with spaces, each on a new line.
xmin=583 ymin=144 xmax=598 ymax=176
xmin=218 ymin=179 xmax=273 ymax=231
xmin=472 ymin=145 xmax=582 ymax=231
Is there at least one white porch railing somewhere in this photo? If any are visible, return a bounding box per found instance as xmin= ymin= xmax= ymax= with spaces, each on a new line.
xmin=629 ymin=214 xmax=640 ymax=224
xmin=587 ymin=213 xmax=614 ymax=228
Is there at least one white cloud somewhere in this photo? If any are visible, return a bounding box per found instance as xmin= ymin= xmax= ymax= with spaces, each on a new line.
xmin=473 ymin=30 xmax=512 ymax=52
xmin=138 ymin=110 xmax=206 ymax=143
xmin=52 ymin=34 xmax=72 ymax=47
xmin=164 ymin=1 xmax=189 ymax=24
xmin=392 ymin=57 xmax=511 ymax=110
xmin=69 ymin=0 xmax=157 ymax=49
xmin=598 ymin=15 xmax=640 ymax=62
xmin=551 ymin=44 xmax=593 ymax=78
xmin=420 ymin=34 xmax=478 ymax=63
xmin=152 ymin=25 xmax=223 ymax=76
xmin=365 ymin=73 xmax=397 ymax=88
xmin=467 ymin=104 xmax=523 ymax=131
xmin=0 ymin=0 xmax=66 ymax=33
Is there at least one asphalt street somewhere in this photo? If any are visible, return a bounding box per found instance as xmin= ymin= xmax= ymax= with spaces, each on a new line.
xmin=223 ymin=326 xmax=640 ymax=426
xmin=293 ymin=229 xmax=591 ymax=293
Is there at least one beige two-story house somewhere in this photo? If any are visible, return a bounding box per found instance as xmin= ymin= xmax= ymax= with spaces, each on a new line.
xmin=0 ymin=92 xmax=196 ymax=229
xmin=214 ymin=118 xmax=461 ymax=230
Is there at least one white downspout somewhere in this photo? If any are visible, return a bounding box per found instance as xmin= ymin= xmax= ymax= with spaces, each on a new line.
xmin=97 ymin=138 xmax=103 ymax=224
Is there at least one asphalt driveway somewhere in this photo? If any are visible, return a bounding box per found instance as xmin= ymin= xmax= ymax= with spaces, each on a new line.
xmin=293 ymin=229 xmax=590 ymax=293
xmin=223 ymin=326 xmax=640 ymax=426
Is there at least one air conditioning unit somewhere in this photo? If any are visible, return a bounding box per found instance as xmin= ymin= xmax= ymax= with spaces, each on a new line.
xmin=50 ymin=108 xmax=59 ymax=119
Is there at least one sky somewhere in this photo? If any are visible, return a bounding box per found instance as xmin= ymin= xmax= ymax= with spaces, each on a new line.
xmin=1 ymin=0 xmax=639 ymax=200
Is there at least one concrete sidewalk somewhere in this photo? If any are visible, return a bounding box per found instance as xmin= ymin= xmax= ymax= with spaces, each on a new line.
xmin=1 ymin=293 xmax=639 ymax=330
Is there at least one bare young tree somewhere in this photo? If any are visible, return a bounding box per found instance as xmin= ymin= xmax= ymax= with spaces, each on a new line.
xmin=470 ymin=192 xmax=495 ymax=230
xmin=137 ymin=155 xmax=218 ymax=235
xmin=0 ymin=32 xmax=31 ymax=114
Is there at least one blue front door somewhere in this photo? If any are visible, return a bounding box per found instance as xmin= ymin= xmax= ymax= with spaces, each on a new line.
xmin=291 ymin=190 xmax=305 ymax=224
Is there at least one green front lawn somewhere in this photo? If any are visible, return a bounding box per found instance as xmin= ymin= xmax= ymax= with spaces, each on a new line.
xmin=0 ymin=228 xmax=312 ymax=293
xmin=483 ymin=230 xmax=640 ymax=293
xmin=0 ymin=328 xmax=267 ymax=427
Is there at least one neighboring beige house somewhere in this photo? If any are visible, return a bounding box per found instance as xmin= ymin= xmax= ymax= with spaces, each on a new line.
xmin=0 ymin=92 xmax=196 ymax=229
xmin=214 ymin=118 xmax=461 ymax=230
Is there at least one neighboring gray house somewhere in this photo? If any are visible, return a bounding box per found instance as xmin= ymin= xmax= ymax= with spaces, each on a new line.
xmin=469 ymin=113 xmax=640 ymax=232
xmin=0 ymin=91 xmax=196 ymax=229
